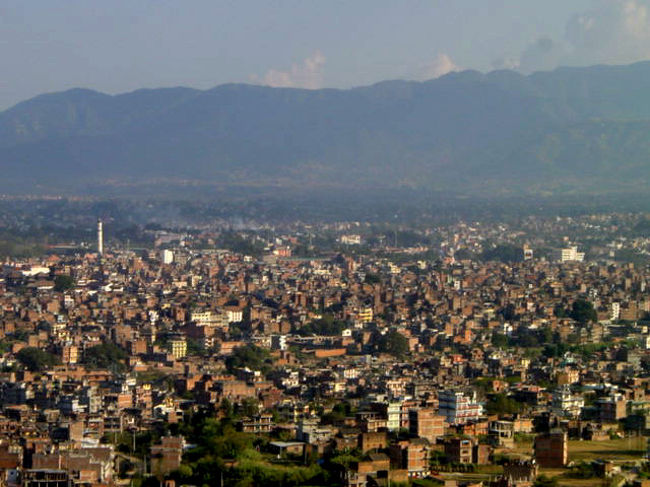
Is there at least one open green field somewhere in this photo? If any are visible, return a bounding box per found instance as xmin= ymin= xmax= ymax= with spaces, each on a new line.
xmin=506 ymin=437 xmax=646 ymax=462
xmin=440 ymin=438 xmax=646 ymax=486
xmin=568 ymin=437 xmax=646 ymax=462
xmin=506 ymin=437 xmax=646 ymax=487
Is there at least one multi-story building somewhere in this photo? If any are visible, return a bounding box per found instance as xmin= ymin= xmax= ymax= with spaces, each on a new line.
xmin=61 ymin=345 xmax=78 ymax=365
xmin=408 ymin=408 xmax=445 ymax=443
xmin=389 ymin=439 xmax=430 ymax=478
xmin=238 ymin=414 xmax=274 ymax=434
xmin=170 ymin=338 xmax=187 ymax=359
xmin=534 ymin=431 xmax=568 ymax=468
xmin=559 ymin=246 xmax=585 ymax=263
xmin=552 ymin=386 xmax=584 ymax=418
xmin=371 ymin=401 xmax=402 ymax=431
xmin=438 ymin=390 xmax=483 ymax=425
xmin=356 ymin=307 xmax=373 ymax=324
xmin=271 ymin=335 xmax=287 ymax=351
xmin=596 ymin=394 xmax=627 ymax=423
xmin=150 ymin=436 xmax=184 ymax=477
xmin=488 ymin=420 xmax=515 ymax=448
xmin=23 ymin=469 xmax=71 ymax=487
xmin=444 ymin=437 xmax=491 ymax=465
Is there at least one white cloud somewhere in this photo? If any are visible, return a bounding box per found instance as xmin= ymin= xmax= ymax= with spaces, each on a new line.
xmin=565 ymin=0 xmax=650 ymax=64
xmin=491 ymin=57 xmax=521 ymax=71
xmin=418 ymin=53 xmax=461 ymax=80
xmin=518 ymin=37 xmax=567 ymax=73
xmin=497 ymin=0 xmax=650 ymax=73
xmin=250 ymin=51 xmax=326 ymax=89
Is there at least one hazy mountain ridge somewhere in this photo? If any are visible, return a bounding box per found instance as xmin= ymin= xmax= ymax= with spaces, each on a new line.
xmin=2 ymin=62 xmax=650 ymax=195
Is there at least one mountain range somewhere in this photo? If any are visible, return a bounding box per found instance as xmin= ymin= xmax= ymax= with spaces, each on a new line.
xmin=2 ymin=62 xmax=650 ymax=197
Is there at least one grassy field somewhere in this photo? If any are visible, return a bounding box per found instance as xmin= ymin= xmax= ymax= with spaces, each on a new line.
xmin=438 ymin=437 xmax=646 ymax=486
xmin=505 ymin=437 xmax=646 ymax=462
xmin=567 ymin=437 xmax=646 ymax=462
xmin=504 ymin=437 xmax=646 ymax=486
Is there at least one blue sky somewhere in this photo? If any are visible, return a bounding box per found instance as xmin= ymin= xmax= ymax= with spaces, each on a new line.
xmin=2 ymin=0 xmax=650 ymax=109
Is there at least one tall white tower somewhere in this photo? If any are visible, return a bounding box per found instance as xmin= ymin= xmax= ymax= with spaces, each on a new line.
xmin=97 ymin=219 xmax=104 ymax=256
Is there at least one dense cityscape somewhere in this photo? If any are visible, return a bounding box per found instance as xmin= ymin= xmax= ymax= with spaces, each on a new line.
xmin=0 ymin=201 xmax=648 ymax=487
xmin=6 ymin=3 xmax=650 ymax=486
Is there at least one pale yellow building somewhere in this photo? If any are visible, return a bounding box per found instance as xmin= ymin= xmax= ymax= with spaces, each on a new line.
xmin=170 ymin=339 xmax=187 ymax=359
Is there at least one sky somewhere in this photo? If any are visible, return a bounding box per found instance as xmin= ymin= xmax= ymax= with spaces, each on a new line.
xmin=2 ymin=0 xmax=650 ymax=109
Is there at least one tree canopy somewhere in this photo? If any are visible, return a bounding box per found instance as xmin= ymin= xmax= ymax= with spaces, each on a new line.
xmin=54 ymin=274 xmax=74 ymax=292
xmin=176 ymin=415 xmax=331 ymax=487
xmin=16 ymin=347 xmax=60 ymax=372
xmin=225 ymin=344 xmax=271 ymax=374
xmin=481 ymin=244 xmax=524 ymax=263
xmin=297 ymin=314 xmax=347 ymax=336
xmin=485 ymin=393 xmax=523 ymax=415
xmin=570 ymin=299 xmax=597 ymax=324
xmin=375 ymin=330 xmax=409 ymax=359
xmin=82 ymin=343 xmax=128 ymax=372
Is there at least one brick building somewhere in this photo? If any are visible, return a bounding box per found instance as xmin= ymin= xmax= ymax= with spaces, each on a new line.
xmin=534 ymin=431 xmax=567 ymax=468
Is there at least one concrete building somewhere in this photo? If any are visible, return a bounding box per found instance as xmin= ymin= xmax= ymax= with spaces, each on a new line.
xmin=271 ymin=334 xmax=287 ymax=351
xmin=489 ymin=420 xmax=515 ymax=448
xmin=596 ymin=394 xmax=627 ymax=423
xmin=170 ymin=338 xmax=187 ymax=359
xmin=559 ymin=246 xmax=584 ymax=263
xmin=438 ymin=390 xmax=483 ymax=425
xmin=552 ymin=385 xmax=584 ymax=418
xmin=23 ymin=469 xmax=71 ymax=487
xmin=161 ymin=249 xmax=174 ymax=265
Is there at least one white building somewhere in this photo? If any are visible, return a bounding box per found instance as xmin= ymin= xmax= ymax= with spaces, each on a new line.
xmin=21 ymin=266 xmax=50 ymax=277
xmin=523 ymin=244 xmax=534 ymax=261
xmin=552 ymin=385 xmax=584 ymax=418
xmin=438 ymin=390 xmax=483 ymax=425
xmin=385 ymin=402 xmax=402 ymax=431
xmin=161 ymin=249 xmax=174 ymax=264
xmin=271 ymin=335 xmax=287 ymax=351
xmin=190 ymin=309 xmax=227 ymax=327
xmin=226 ymin=308 xmax=243 ymax=323
xmin=339 ymin=234 xmax=362 ymax=245
xmin=559 ymin=246 xmax=585 ymax=263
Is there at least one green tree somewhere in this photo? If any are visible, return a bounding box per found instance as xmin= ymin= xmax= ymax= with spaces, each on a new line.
xmin=491 ymin=332 xmax=509 ymax=348
xmin=481 ymin=244 xmax=524 ymax=263
xmin=364 ymin=273 xmax=381 ymax=284
xmin=375 ymin=330 xmax=409 ymax=359
xmin=485 ymin=393 xmax=522 ymax=415
xmin=238 ymin=397 xmax=260 ymax=417
xmin=82 ymin=343 xmax=128 ymax=372
xmin=225 ymin=344 xmax=271 ymax=374
xmin=16 ymin=347 xmax=60 ymax=371
xmin=297 ymin=314 xmax=347 ymax=336
xmin=54 ymin=274 xmax=74 ymax=292
xmin=553 ymin=304 xmax=567 ymax=318
xmin=570 ymin=299 xmax=597 ymax=324
xmin=220 ymin=398 xmax=235 ymax=419
xmin=187 ymin=338 xmax=205 ymax=357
